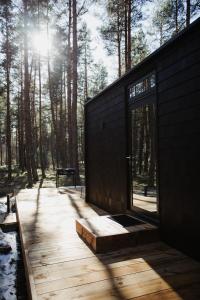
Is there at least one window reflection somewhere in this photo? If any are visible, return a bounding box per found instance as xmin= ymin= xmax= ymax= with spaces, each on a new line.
xmin=131 ymin=103 xmax=157 ymax=214
xmin=129 ymin=73 xmax=156 ymax=100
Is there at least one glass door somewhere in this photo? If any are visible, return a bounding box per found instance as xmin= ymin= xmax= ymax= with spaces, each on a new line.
xmin=130 ymin=103 xmax=158 ymax=217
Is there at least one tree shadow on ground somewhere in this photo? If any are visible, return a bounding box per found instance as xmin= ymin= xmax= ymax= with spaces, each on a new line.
xmin=67 ymin=192 xmax=200 ymax=300
xmin=68 ymin=193 xmax=128 ymax=300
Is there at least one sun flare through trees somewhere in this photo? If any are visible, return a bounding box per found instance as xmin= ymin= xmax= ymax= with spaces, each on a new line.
xmin=0 ymin=0 xmax=200 ymax=187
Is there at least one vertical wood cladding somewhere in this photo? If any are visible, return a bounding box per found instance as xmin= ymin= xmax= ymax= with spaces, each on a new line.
xmin=157 ymin=20 xmax=200 ymax=260
xmin=85 ymin=85 xmax=128 ymax=213
xmin=85 ymin=18 xmax=200 ymax=260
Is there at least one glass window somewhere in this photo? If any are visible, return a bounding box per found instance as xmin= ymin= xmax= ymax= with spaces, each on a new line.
xmin=131 ymin=103 xmax=158 ymax=214
xmin=129 ymin=73 xmax=156 ymax=101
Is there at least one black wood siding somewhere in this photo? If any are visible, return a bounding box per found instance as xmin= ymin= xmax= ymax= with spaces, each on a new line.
xmin=156 ymin=20 xmax=200 ymax=260
xmin=85 ymin=85 xmax=128 ymax=213
xmin=85 ymin=18 xmax=200 ymax=260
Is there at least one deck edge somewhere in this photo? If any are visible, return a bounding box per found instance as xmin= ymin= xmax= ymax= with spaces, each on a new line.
xmin=16 ymin=198 xmax=38 ymax=300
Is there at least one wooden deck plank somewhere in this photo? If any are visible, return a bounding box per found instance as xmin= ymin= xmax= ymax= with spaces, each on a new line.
xmin=16 ymin=187 xmax=200 ymax=300
xmin=32 ymin=249 xmax=187 ymax=285
xmin=36 ymin=257 xmax=195 ymax=295
xmin=38 ymin=270 xmax=200 ymax=300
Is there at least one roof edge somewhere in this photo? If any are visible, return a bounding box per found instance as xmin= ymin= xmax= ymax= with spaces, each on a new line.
xmin=85 ymin=16 xmax=200 ymax=106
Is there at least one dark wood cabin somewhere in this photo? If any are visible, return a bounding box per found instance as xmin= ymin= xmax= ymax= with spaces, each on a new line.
xmin=84 ymin=17 xmax=200 ymax=261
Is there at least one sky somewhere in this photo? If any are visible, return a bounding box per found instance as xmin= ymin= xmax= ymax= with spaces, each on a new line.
xmin=82 ymin=4 xmax=118 ymax=83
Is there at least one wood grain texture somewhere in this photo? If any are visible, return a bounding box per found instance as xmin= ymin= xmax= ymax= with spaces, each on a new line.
xmin=16 ymin=187 xmax=200 ymax=299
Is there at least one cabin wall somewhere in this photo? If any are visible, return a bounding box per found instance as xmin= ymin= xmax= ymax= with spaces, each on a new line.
xmin=156 ymin=22 xmax=200 ymax=260
xmin=85 ymin=85 xmax=128 ymax=213
xmin=85 ymin=18 xmax=200 ymax=260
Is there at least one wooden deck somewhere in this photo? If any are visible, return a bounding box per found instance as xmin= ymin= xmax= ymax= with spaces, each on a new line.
xmin=16 ymin=187 xmax=200 ymax=300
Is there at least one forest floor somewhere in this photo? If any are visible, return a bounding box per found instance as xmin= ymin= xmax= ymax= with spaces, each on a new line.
xmin=0 ymin=167 xmax=84 ymax=197
xmin=0 ymin=167 xmax=59 ymax=198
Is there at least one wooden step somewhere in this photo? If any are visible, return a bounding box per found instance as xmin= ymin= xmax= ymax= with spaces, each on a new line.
xmin=76 ymin=214 xmax=159 ymax=253
xmin=0 ymin=213 xmax=18 ymax=231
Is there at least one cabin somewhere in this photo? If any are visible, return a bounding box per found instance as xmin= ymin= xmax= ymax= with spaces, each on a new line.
xmin=84 ymin=17 xmax=200 ymax=261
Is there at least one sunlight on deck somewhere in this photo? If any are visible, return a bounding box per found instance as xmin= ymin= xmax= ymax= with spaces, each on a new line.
xmin=16 ymin=187 xmax=200 ymax=300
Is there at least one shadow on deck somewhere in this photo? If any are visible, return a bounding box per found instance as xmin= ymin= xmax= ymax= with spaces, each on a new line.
xmin=16 ymin=187 xmax=200 ymax=300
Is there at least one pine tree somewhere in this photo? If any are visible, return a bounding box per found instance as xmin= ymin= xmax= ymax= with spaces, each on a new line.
xmin=0 ymin=0 xmax=16 ymax=181
xmin=131 ymin=27 xmax=149 ymax=66
xmin=152 ymin=0 xmax=184 ymax=46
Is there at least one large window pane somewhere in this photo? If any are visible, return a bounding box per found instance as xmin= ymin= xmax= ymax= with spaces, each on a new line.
xmin=131 ymin=103 xmax=158 ymax=214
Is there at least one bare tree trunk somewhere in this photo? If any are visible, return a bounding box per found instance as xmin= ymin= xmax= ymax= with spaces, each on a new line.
xmin=50 ymin=123 xmax=55 ymax=170
xmin=55 ymin=98 xmax=59 ymax=167
xmin=38 ymin=55 xmax=45 ymax=177
xmin=186 ymin=0 xmax=191 ymax=26
xmin=159 ymin=22 xmax=164 ymax=46
xmin=15 ymin=127 xmax=18 ymax=165
xmin=59 ymin=64 xmax=65 ymax=167
xmin=18 ymin=54 xmax=25 ymax=172
xmin=63 ymin=65 xmax=68 ymax=166
xmin=37 ymin=0 xmax=45 ymax=178
xmin=175 ymin=0 xmax=179 ymax=33
xmin=72 ymin=0 xmax=80 ymax=182
xmin=47 ymin=0 xmax=58 ymax=169
xmin=48 ymin=58 xmax=58 ymax=167
xmin=127 ymin=0 xmax=131 ymax=70
xmin=67 ymin=0 xmax=73 ymax=167
xmin=117 ymin=9 xmax=121 ymax=77
xmin=5 ymin=5 xmax=12 ymax=181
xmin=32 ymin=61 xmax=38 ymax=168
xmin=23 ymin=0 xmax=33 ymax=187
xmin=124 ymin=1 xmax=128 ymax=71
xmin=84 ymin=45 xmax=88 ymax=100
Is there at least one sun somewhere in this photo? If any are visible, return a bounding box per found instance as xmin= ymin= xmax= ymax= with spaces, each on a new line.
xmin=32 ymin=31 xmax=51 ymax=56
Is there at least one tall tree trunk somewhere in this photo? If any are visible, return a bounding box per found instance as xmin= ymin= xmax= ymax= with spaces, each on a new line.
xmin=18 ymin=53 xmax=25 ymax=172
xmin=47 ymin=0 xmax=58 ymax=169
xmin=38 ymin=0 xmax=45 ymax=178
xmin=38 ymin=55 xmax=45 ymax=177
xmin=117 ymin=9 xmax=121 ymax=77
xmin=124 ymin=1 xmax=128 ymax=71
xmin=72 ymin=0 xmax=80 ymax=182
xmin=84 ymin=45 xmax=88 ymax=100
xmin=63 ymin=65 xmax=68 ymax=166
xmin=67 ymin=0 xmax=73 ymax=167
xmin=59 ymin=64 xmax=65 ymax=167
xmin=23 ymin=0 xmax=33 ymax=187
xmin=127 ymin=0 xmax=131 ymax=70
xmin=186 ymin=0 xmax=191 ymax=26
xmin=5 ymin=5 xmax=12 ymax=181
xmin=55 ymin=98 xmax=59 ymax=167
xmin=159 ymin=22 xmax=164 ymax=46
xmin=32 ymin=61 xmax=38 ymax=168
xmin=50 ymin=123 xmax=55 ymax=170
xmin=175 ymin=0 xmax=178 ymax=33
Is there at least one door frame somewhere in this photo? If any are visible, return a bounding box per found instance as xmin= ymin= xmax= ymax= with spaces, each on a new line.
xmin=126 ymin=81 xmax=160 ymax=223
